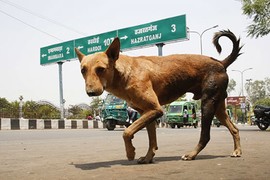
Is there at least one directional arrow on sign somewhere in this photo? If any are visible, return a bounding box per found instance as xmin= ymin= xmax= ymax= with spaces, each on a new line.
xmin=120 ymin=35 xmax=128 ymax=40
xmin=74 ymin=30 xmax=118 ymax=55
xmin=118 ymin=15 xmax=187 ymax=50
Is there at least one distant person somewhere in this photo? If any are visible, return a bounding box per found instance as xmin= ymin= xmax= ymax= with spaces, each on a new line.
xmin=183 ymin=107 xmax=188 ymax=124
xmin=127 ymin=107 xmax=138 ymax=123
xmin=87 ymin=115 xmax=93 ymax=120
xmin=95 ymin=115 xmax=101 ymax=121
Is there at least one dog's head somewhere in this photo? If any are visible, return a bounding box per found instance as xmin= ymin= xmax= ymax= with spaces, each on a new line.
xmin=75 ymin=37 xmax=120 ymax=96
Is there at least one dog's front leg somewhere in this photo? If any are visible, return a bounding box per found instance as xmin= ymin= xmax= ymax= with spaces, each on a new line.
xmin=123 ymin=108 xmax=163 ymax=163
xmin=123 ymin=128 xmax=135 ymax=161
xmin=137 ymin=120 xmax=158 ymax=164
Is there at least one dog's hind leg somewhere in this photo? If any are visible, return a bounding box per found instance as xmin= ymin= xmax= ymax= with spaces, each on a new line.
xmin=215 ymin=100 xmax=242 ymax=157
xmin=137 ymin=120 xmax=158 ymax=164
xmin=182 ymin=94 xmax=218 ymax=160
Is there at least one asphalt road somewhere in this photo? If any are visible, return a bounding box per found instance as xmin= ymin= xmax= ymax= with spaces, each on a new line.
xmin=0 ymin=125 xmax=269 ymax=180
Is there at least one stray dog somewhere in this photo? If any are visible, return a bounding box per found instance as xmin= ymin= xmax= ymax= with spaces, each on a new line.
xmin=75 ymin=30 xmax=242 ymax=164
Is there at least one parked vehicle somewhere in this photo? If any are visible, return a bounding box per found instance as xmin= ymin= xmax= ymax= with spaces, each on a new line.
xmin=253 ymin=105 xmax=270 ymax=130
xmin=101 ymin=94 xmax=130 ymax=130
xmin=213 ymin=109 xmax=232 ymax=127
xmin=166 ymin=101 xmax=198 ymax=128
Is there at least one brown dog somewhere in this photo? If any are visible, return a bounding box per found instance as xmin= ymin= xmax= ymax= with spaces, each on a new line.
xmin=75 ymin=30 xmax=242 ymax=164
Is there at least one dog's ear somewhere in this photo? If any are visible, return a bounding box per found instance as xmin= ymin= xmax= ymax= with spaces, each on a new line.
xmin=105 ymin=37 xmax=120 ymax=61
xmin=75 ymin=48 xmax=85 ymax=62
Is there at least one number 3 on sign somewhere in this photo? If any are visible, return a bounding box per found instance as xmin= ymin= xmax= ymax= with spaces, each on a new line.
xmin=171 ymin=24 xmax=176 ymax=32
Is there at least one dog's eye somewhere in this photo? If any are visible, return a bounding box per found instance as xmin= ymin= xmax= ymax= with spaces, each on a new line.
xmin=96 ymin=67 xmax=105 ymax=74
xmin=81 ymin=67 xmax=87 ymax=75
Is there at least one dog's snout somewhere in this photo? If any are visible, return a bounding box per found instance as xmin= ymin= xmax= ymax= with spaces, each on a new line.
xmin=87 ymin=91 xmax=97 ymax=96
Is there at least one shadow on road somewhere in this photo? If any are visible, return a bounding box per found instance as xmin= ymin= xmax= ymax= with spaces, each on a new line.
xmin=73 ymin=155 xmax=226 ymax=170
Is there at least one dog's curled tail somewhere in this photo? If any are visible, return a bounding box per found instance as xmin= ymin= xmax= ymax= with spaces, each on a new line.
xmin=213 ymin=30 xmax=243 ymax=69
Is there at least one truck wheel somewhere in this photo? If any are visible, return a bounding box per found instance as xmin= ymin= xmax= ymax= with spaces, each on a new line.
xmin=106 ymin=121 xmax=115 ymax=131
xmin=125 ymin=123 xmax=131 ymax=128
xmin=170 ymin=124 xmax=175 ymax=128
xmin=177 ymin=125 xmax=181 ymax=128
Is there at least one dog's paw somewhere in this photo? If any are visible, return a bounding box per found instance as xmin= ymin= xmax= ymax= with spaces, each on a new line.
xmin=127 ymin=153 xmax=135 ymax=161
xmin=181 ymin=154 xmax=196 ymax=161
xmin=137 ymin=156 xmax=154 ymax=164
xmin=127 ymin=150 xmax=136 ymax=161
xmin=230 ymin=149 xmax=242 ymax=157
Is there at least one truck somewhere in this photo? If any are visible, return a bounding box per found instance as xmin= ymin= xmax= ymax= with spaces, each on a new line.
xmin=166 ymin=101 xmax=198 ymax=128
xmin=101 ymin=94 xmax=134 ymax=130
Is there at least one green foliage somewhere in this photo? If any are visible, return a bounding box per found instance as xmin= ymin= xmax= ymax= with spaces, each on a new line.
xmin=0 ymin=97 xmax=14 ymax=118
xmin=0 ymin=98 xmax=60 ymax=119
xmin=245 ymin=77 xmax=270 ymax=105
xmin=68 ymin=105 xmax=91 ymax=119
xmin=36 ymin=105 xmax=60 ymax=119
xmin=254 ymin=98 xmax=270 ymax=106
xmin=90 ymin=97 xmax=102 ymax=111
xmin=23 ymin=101 xmax=60 ymax=119
xmin=227 ymin=79 xmax=236 ymax=96
xmin=0 ymin=97 xmax=10 ymax=108
xmin=245 ymin=80 xmax=265 ymax=104
xmin=0 ymin=97 xmax=99 ymax=119
xmin=241 ymin=0 xmax=270 ymax=38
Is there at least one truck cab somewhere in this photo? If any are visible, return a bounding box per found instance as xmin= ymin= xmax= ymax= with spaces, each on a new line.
xmin=101 ymin=94 xmax=130 ymax=130
xmin=166 ymin=101 xmax=198 ymax=128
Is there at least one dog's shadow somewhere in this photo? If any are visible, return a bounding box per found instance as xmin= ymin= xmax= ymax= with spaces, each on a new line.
xmin=73 ymin=155 xmax=227 ymax=170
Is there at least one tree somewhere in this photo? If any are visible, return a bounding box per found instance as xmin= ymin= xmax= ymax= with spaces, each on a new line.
xmin=241 ymin=0 xmax=270 ymax=38
xmin=23 ymin=101 xmax=39 ymax=118
xmin=227 ymin=79 xmax=236 ymax=96
xmin=21 ymin=101 xmax=59 ymax=119
xmin=254 ymin=98 xmax=270 ymax=106
xmin=0 ymin=97 xmax=11 ymax=117
xmin=68 ymin=105 xmax=83 ymax=118
xmin=90 ymin=97 xmax=103 ymax=116
xmin=245 ymin=80 xmax=266 ymax=104
xmin=265 ymin=77 xmax=270 ymax=96
xmin=37 ymin=105 xmax=60 ymax=119
xmin=9 ymin=101 xmax=19 ymax=118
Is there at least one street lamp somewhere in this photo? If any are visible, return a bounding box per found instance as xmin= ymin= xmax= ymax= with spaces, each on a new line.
xmin=19 ymin=95 xmax=23 ymax=119
xmin=188 ymin=25 xmax=219 ymax=54
xmin=232 ymin=68 xmax=253 ymax=96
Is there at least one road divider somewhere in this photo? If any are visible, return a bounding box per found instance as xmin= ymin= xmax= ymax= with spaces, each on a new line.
xmin=0 ymin=118 xmax=104 ymax=130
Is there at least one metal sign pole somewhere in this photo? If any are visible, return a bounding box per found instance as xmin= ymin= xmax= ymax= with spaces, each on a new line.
xmin=57 ymin=62 xmax=64 ymax=119
xmin=156 ymin=43 xmax=164 ymax=56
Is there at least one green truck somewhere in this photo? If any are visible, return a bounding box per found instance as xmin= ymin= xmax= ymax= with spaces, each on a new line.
xmin=101 ymin=94 xmax=132 ymax=130
xmin=166 ymin=101 xmax=198 ymax=128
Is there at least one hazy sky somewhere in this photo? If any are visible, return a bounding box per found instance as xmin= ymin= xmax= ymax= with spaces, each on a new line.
xmin=0 ymin=0 xmax=269 ymax=108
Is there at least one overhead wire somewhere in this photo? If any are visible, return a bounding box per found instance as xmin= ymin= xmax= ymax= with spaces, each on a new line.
xmin=0 ymin=8 xmax=63 ymax=41
xmin=0 ymin=0 xmax=88 ymax=41
xmin=0 ymin=0 xmax=87 ymax=36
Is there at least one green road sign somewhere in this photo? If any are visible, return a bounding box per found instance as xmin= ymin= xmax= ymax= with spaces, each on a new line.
xmin=75 ymin=30 xmax=117 ymax=55
xmin=40 ymin=15 xmax=187 ymax=65
xmin=40 ymin=40 xmax=75 ymax=65
xmin=118 ymin=15 xmax=187 ymax=50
